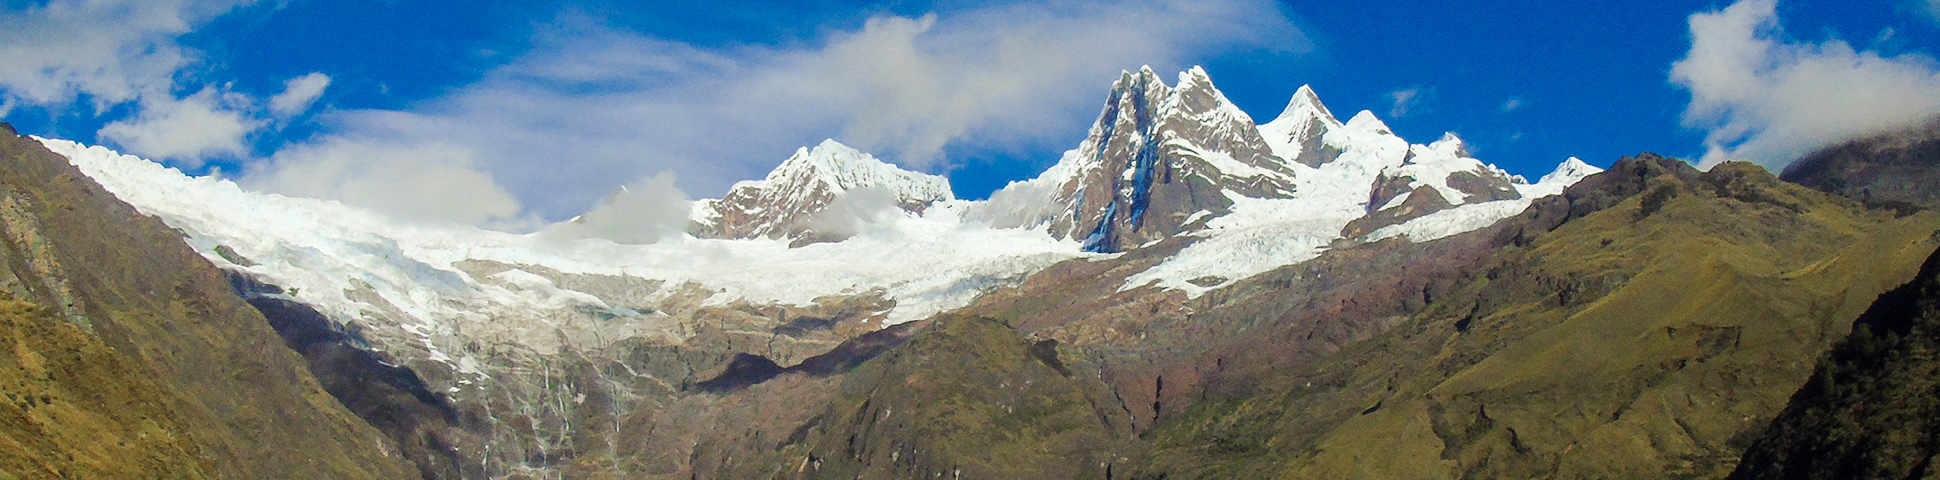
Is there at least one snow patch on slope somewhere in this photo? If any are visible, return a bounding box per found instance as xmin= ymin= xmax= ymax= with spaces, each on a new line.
xmin=1365 ymin=158 xmax=1604 ymax=243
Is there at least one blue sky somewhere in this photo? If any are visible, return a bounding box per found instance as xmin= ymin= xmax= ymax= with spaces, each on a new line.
xmin=4 ymin=0 xmax=1940 ymax=227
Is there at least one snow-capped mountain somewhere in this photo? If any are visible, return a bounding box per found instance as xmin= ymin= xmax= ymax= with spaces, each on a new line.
xmin=28 ymin=64 xmax=1599 ymax=387
xmin=964 ymin=66 xmax=1596 ymax=294
xmin=692 ymin=139 xmax=953 ymax=242
xmin=28 ymin=65 xmax=1599 ymax=480
xmin=989 ymin=66 xmax=1301 ymax=253
xmin=1256 ymin=84 xmax=1345 ymax=168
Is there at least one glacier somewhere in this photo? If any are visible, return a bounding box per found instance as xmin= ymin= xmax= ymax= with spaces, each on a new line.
xmin=38 ymin=138 xmax=1088 ymax=368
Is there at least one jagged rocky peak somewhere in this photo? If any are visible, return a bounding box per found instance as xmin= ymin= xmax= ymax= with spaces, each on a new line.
xmin=1031 ymin=65 xmax=1300 ymax=253
xmin=1258 ymin=84 xmax=1346 ymax=167
xmin=695 ymin=139 xmax=953 ymax=240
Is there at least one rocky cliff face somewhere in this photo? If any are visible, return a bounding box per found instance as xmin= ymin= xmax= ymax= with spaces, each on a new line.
xmin=1038 ymin=67 xmax=1301 ymax=252
xmin=0 ymin=129 xmax=416 ymax=479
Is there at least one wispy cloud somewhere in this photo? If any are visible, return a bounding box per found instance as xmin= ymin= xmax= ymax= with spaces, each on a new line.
xmin=270 ymin=73 xmax=331 ymax=118
xmin=1500 ymin=96 xmax=1526 ymax=113
xmin=1672 ymin=0 xmax=1940 ymax=170
xmin=1387 ymin=86 xmax=1433 ymax=118
xmin=261 ymin=0 xmax=1311 ymax=224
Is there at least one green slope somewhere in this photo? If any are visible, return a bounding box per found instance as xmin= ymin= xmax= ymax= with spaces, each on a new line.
xmin=1729 ymin=237 xmax=1940 ymax=480
xmin=791 ymin=315 xmax=1130 ymax=480
xmin=1134 ymin=157 xmax=1940 ymax=479
xmin=0 ymin=131 xmax=415 ymax=478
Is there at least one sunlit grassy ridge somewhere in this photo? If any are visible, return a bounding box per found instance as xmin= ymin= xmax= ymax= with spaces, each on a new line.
xmin=1132 ymin=159 xmax=1940 ymax=479
xmin=1731 ymin=235 xmax=1940 ymax=479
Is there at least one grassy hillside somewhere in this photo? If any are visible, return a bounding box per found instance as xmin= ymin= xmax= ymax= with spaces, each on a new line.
xmin=1133 ymin=158 xmax=1940 ymax=479
xmin=1729 ymin=243 xmax=1940 ymax=479
xmin=0 ymin=296 xmax=211 ymax=478
xmin=0 ymin=132 xmax=415 ymax=478
xmin=791 ymin=315 xmax=1130 ymax=480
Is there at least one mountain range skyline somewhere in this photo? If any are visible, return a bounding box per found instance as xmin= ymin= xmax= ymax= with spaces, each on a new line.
xmin=4 ymin=0 xmax=1940 ymax=229
xmin=3 ymin=2 xmax=1940 ymax=478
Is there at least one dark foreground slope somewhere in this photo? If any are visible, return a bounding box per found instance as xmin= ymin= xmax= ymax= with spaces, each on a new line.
xmin=1130 ymin=158 xmax=1940 ymax=479
xmin=1729 ymin=241 xmax=1940 ymax=479
xmin=0 ymin=128 xmax=415 ymax=478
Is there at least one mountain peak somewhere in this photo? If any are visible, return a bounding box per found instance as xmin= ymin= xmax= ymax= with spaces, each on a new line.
xmin=697 ymin=140 xmax=953 ymax=240
xmin=1269 ymin=84 xmax=1337 ymax=126
xmin=1540 ymin=157 xmax=1603 ymax=185
xmin=1177 ymin=66 xmax=1214 ymax=89
xmin=767 ymin=139 xmax=947 ymax=196
xmin=1345 ymin=110 xmax=1393 ymax=135
xmin=1258 ymin=84 xmax=1349 ymax=167
xmin=1428 ymin=132 xmax=1469 ymax=159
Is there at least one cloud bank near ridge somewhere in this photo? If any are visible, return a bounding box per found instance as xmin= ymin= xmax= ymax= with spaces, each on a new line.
xmin=1673 ymin=0 xmax=1940 ymax=170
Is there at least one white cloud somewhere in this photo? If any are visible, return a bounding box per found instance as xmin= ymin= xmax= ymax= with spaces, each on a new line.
xmin=539 ymin=172 xmax=693 ymax=245
xmin=807 ymin=186 xmax=907 ymax=239
xmin=1924 ymin=0 xmax=1940 ymax=23
xmin=270 ymin=72 xmax=331 ymax=118
xmin=0 ymin=0 xmax=267 ymax=164
xmin=0 ymin=0 xmax=256 ymax=108
xmin=294 ymin=0 xmax=1309 ymax=222
xmin=242 ymin=138 xmax=524 ymax=226
xmin=962 ymin=175 xmax=1067 ymax=229
xmin=96 ymin=87 xmax=257 ymax=164
xmin=1387 ymin=86 xmax=1432 ymax=118
xmin=1500 ymin=97 xmax=1525 ymax=112
xmin=1672 ymin=0 xmax=1940 ymax=170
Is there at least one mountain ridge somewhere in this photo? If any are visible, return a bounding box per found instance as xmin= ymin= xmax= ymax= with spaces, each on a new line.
xmin=22 ymin=65 xmax=1603 ymax=480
